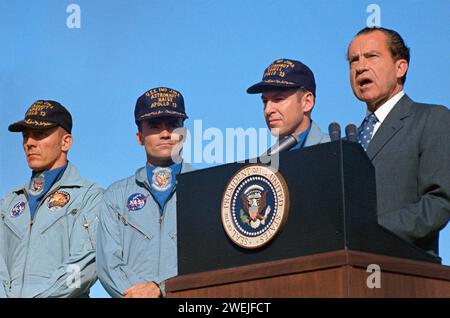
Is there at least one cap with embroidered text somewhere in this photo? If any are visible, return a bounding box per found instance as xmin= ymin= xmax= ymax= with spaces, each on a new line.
xmin=135 ymin=87 xmax=188 ymax=124
xmin=247 ymin=58 xmax=316 ymax=96
xmin=8 ymin=100 xmax=72 ymax=133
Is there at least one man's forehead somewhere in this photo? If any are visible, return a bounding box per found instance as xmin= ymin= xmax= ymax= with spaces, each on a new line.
xmin=349 ymin=31 xmax=388 ymax=52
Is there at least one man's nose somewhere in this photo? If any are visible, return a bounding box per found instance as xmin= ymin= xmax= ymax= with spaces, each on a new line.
xmin=264 ymin=101 xmax=275 ymax=116
xmin=355 ymin=58 xmax=368 ymax=74
xmin=159 ymin=126 xmax=171 ymax=138
xmin=24 ymin=136 xmax=37 ymax=148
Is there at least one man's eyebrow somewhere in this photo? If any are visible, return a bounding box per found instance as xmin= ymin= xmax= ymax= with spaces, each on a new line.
xmin=363 ymin=50 xmax=380 ymax=55
xmin=348 ymin=54 xmax=359 ymax=61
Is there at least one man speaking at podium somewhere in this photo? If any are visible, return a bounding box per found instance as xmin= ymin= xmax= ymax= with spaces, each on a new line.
xmin=247 ymin=58 xmax=330 ymax=149
xmin=347 ymin=27 xmax=450 ymax=259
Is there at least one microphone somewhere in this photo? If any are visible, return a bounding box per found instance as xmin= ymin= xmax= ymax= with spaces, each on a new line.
xmin=345 ymin=124 xmax=358 ymax=143
xmin=264 ymin=134 xmax=300 ymax=156
xmin=328 ymin=122 xmax=341 ymax=141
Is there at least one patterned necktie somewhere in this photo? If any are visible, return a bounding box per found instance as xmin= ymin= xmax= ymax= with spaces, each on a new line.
xmin=357 ymin=112 xmax=377 ymax=151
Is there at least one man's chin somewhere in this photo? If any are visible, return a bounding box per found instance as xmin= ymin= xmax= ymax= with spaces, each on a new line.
xmin=356 ymin=91 xmax=377 ymax=103
xmin=27 ymin=159 xmax=51 ymax=171
xmin=27 ymin=164 xmax=45 ymax=172
xmin=269 ymin=127 xmax=284 ymax=137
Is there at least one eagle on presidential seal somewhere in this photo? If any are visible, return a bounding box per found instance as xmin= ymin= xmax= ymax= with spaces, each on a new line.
xmin=240 ymin=184 xmax=272 ymax=229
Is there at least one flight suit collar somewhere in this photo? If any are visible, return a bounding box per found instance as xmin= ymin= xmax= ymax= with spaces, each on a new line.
xmin=12 ymin=162 xmax=84 ymax=195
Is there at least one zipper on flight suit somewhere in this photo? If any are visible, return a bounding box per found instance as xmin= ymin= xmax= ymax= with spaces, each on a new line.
xmin=76 ymin=209 xmax=95 ymax=249
xmin=144 ymin=179 xmax=177 ymax=288
xmin=81 ymin=213 xmax=95 ymax=250
xmin=20 ymin=187 xmax=60 ymax=297
xmin=143 ymin=181 xmax=166 ymax=225
xmin=117 ymin=212 xmax=150 ymax=240
xmin=19 ymin=189 xmax=31 ymax=297
xmin=143 ymin=179 xmax=165 ymax=287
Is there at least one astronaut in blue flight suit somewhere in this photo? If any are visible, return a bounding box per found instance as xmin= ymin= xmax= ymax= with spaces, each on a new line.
xmin=0 ymin=100 xmax=103 ymax=298
xmin=97 ymin=87 xmax=193 ymax=298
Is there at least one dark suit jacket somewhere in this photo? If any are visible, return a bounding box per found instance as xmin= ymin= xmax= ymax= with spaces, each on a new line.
xmin=366 ymin=95 xmax=450 ymax=257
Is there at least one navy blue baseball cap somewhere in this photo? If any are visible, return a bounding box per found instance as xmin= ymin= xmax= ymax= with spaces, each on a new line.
xmin=134 ymin=87 xmax=188 ymax=124
xmin=8 ymin=100 xmax=72 ymax=133
xmin=247 ymin=58 xmax=316 ymax=96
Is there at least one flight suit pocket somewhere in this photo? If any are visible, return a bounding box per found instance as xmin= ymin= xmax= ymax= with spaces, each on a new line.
xmin=82 ymin=214 xmax=97 ymax=250
xmin=39 ymin=213 xmax=67 ymax=234
xmin=117 ymin=212 xmax=160 ymax=276
xmin=3 ymin=216 xmax=23 ymax=240
xmin=117 ymin=212 xmax=153 ymax=241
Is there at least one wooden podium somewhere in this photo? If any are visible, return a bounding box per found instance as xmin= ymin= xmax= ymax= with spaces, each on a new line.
xmin=166 ymin=250 xmax=450 ymax=297
xmin=167 ymin=141 xmax=450 ymax=297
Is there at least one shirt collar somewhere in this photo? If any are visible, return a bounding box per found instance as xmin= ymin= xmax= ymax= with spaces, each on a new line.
xmin=13 ymin=162 xmax=83 ymax=194
xmin=289 ymin=121 xmax=311 ymax=151
xmin=136 ymin=161 xmax=184 ymax=184
xmin=367 ymin=91 xmax=405 ymax=123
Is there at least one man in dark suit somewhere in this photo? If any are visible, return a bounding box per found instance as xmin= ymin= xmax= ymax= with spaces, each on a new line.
xmin=347 ymin=26 xmax=450 ymax=259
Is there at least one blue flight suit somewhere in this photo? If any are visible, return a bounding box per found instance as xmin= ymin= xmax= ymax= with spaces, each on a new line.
xmin=0 ymin=163 xmax=103 ymax=297
xmin=96 ymin=163 xmax=193 ymax=298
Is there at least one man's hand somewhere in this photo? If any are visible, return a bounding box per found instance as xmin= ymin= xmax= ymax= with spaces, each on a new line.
xmin=123 ymin=282 xmax=161 ymax=298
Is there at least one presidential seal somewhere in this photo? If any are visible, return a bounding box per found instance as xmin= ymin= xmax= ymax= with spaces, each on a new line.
xmin=221 ymin=164 xmax=289 ymax=249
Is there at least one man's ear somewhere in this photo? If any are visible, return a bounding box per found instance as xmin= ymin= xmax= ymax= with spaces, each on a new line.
xmin=395 ymin=58 xmax=408 ymax=80
xmin=136 ymin=131 xmax=144 ymax=146
xmin=61 ymin=133 xmax=73 ymax=152
xmin=301 ymin=92 xmax=315 ymax=113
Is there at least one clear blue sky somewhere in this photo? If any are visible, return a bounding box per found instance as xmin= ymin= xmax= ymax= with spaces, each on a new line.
xmin=1 ymin=0 xmax=448 ymax=297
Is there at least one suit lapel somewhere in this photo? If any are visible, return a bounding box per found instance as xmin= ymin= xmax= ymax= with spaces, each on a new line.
xmin=366 ymin=95 xmax=412 ymax=160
